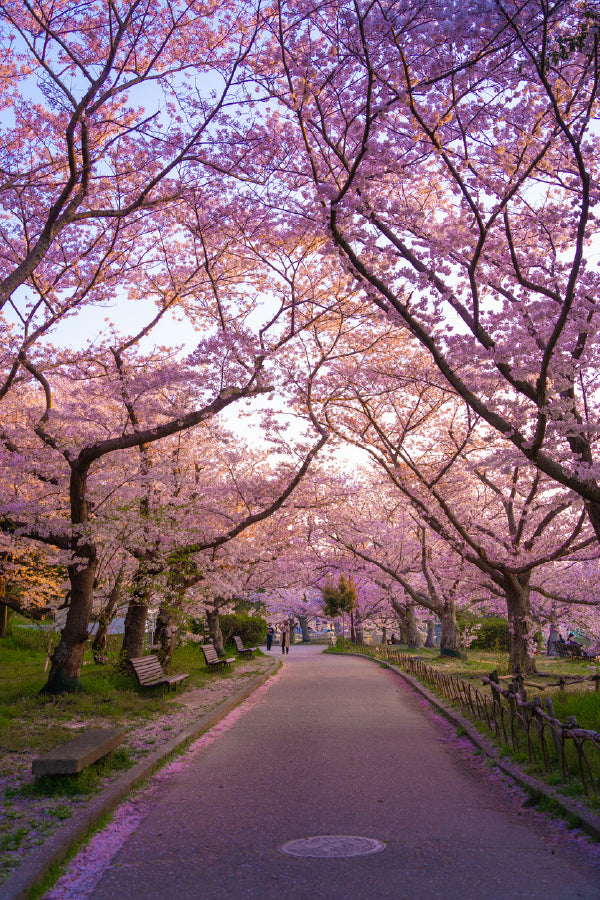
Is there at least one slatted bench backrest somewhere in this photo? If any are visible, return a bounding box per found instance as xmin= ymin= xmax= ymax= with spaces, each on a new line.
xmin=233 ymin=636 xmax=245 ymax=652
xmin=130 ymin=655 xmax=166 ymax=684
xmin=202 ymin=644 xmax=221 ymax=664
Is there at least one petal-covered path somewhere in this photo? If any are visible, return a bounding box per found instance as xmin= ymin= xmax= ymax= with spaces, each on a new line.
xmin=46 ymin=647 xmax=599 ymax=899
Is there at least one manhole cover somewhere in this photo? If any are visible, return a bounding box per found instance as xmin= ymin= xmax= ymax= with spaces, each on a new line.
xmin=279 ymin=835 xmax=386 ymax=858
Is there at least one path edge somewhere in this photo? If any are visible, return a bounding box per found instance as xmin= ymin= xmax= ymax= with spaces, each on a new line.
xmin=348 ymin=651 xmax=600 ymax=843
xmin=0 ymin=658 xmax=280 ymax=900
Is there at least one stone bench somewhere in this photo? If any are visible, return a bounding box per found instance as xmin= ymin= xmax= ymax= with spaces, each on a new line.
xmin=32 ymin=727 xmax=125 ymax=776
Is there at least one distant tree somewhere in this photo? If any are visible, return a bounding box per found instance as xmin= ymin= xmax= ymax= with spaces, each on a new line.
xmin=322 ymin=574 xmax=358 ymax=642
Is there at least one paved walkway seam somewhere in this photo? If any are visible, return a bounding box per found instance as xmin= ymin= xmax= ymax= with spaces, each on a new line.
xmin=0 ymin=659 xmax=279 ymax=900
xmin=349 ymin=652 xmax=600 ymax=843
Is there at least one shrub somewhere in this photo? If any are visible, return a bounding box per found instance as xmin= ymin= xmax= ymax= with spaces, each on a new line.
xmin=469 ymin=617 xmax=510 ymax=651
xmin=219 ymin=613 xmax=268 ymax=647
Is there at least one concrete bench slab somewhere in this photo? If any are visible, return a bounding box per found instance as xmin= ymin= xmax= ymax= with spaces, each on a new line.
xmin=32 ymin=727 xmax=126 ymax=776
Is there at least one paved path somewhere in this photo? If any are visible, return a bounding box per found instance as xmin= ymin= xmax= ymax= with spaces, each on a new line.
xmin=49 ymin=647 xmax=599 ymax=899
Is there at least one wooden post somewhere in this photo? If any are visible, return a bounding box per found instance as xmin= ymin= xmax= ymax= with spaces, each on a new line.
xmin=515 ymin=675 xmax=528 ymax=725
xmin=507 ymin=681 xmax=517 ymax=717
xmin=543 ymin=697 xmax=562 ymax=760
xmin=488 ymin=670 xmax=502 ymax=708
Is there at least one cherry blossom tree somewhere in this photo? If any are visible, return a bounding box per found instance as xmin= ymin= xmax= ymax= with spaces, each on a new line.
xmin=0 ymin=342 xmax=271 ymax=688
xmin=317 ymin=348 xmax=598 ymax=672
xmin=245 ymin=0 xmax=600 ymax=544
xmin=0 ymin=0 xmax=263 ymax=373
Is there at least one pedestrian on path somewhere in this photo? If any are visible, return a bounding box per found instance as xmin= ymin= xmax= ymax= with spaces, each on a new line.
xmin=266 ymin=625 xmax=274 ymax=651
xmin=281 ymin=623 xmax=290 ymax=655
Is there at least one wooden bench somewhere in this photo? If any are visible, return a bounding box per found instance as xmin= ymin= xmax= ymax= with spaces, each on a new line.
xmin=233 ymin=635 xmax=258 ymax=657
xmin=32 ymin=727 xmax=125 ymax=776
xmin=569 ymin=644 xmax=598 ymax=660
xmin=130 ymin=655 xmax=189 ymax=692
xmin=552 ymin=640 xmax=597 ymax=660
xmin=201 ymin=644 xmax=235 ymax=669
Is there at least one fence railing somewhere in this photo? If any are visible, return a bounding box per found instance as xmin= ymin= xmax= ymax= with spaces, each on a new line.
xmin=353 ymin=644 xmax=600 ymax=796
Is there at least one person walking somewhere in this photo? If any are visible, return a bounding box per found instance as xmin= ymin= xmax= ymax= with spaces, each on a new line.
xmin=281 ymin=623 xmax=290 ymax=655
xmin=266 ymin=625 xmax=274 ymax=651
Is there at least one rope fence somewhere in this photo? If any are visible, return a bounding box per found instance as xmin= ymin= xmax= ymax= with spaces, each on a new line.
xmin=353 ymin=644 xmax=600 ymax=796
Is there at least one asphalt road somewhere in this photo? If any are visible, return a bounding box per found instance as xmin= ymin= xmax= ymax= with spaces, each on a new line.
xmin=49 ymin=646 xmax=600 ymax=900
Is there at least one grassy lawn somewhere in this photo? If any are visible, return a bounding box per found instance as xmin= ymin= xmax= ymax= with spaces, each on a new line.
xmin=1 ymin=623 xmax=266 ymax=752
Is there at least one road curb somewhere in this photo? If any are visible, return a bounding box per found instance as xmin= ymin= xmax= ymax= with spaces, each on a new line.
xmin=0 ymin=658 xmax=279 ymax=900
xmin=349 ymin=652 xmax=600 ymax=843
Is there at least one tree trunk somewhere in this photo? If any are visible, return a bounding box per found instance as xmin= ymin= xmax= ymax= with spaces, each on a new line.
xmin=0 ymin=602 xmax=8 ymax=637
xmin=425 ymin=620 xmax=436 ymax=648
xmin=381 ymin=625 xmax=388 ymax=645
xmin=91 ymin=574 xmax=123 ymax=664
xmin=43 ymin=554 xmax=96 ymax=693
xmin=349 ymin=608 xmax=357 ymax=643
xmin=440 ymin=602 xmax=461 ymax=651
xmin=119 ymin=594 xmax=149 ymax=667
xmin=391 ymin=599 xmax=423 ymax=648
xmin=42 ymin=461 xmax=98 ymax=692
xmin=505 ymin=574 xmax=536 ymax=675
xmin=154 ymin=599 xmax=182 ymax=667
xmin=91 ymin=619 xmax=109 ymax=665
xmin=298 ymin=615 xmax=310 ymax=642
xmin=206 ymin=606 xmax=224 ymax=656
xmin=405 ymin=604 xmax=423 ymax=648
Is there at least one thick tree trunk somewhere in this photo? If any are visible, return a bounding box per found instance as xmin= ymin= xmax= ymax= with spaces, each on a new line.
xmin=392 ymin=599 xmax=423 ymax=648
xmin=120 ymin=594 xmax=149 ymax=667
xmin=43 ymin=554 xmax=96 ymax=693
xmin=440 ymin=603 xmax=460 ymax=651
xmin=206 ymin=606 xmax=224 ymax=656
xmin=381 ymin=625 xmax=388 ymax=645
xmin=425 ymin=620 xmax=436 ymax=647
xmin=505 ymin=574 xmax=536 ymax=675
xmin=396 ymin=603 xmax=423 ymax=648
xmin=405 ymin=604 xmax=423 ymax=648
xmin=43 ymin=462 xmax=98 ymax=692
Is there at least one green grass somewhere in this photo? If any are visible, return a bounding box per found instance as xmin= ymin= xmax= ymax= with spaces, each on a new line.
xmin=0 ymin=627 xmax=237 ymax=756
xmin=551 ymin=691 xmax=600 ymax=732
